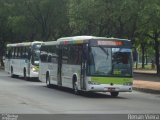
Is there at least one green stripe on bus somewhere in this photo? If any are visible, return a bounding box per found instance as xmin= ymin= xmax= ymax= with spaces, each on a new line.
xmin=91 ymin=77 xmax=132 ymax=84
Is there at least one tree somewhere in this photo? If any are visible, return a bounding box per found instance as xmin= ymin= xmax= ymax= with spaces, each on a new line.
xmin=24 ymin=0 xmax=69 ymax=41
xmin=0 ymin=0 xmax=13 ymax=62
xmin=140 ymin=0 xmax=160 ymax=75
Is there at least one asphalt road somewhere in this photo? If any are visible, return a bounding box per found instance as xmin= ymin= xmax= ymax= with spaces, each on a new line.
xmin=0 ymin=70 xmax=160 ymax=114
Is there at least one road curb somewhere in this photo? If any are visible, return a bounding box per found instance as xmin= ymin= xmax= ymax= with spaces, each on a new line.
xmin=133 ymin=72 xmax=157 ymax=76
xmin=133 ymin=87 xmax=160 ymax=94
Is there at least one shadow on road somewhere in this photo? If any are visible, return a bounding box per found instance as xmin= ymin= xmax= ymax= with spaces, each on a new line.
xmin=43 ymin=85 xmax=127 ymax=99
xmin=9 ymin=75 xmax=41 ymax=82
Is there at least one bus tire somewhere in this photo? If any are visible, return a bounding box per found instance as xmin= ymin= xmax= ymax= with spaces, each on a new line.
xmin=110 ymin=92 xmax=119 ymax=97
xmin=46 ymin=73 xmax=51 ymax=88
xmin=72 ymin=76 xmax=79 ymax=95
xmin=11 ymin=67 xmax=18 ymax=78
xmin=24 ymin=68 xmax=29 ymax=80
xmin=11 ymin=67 xmax=14 ymax=78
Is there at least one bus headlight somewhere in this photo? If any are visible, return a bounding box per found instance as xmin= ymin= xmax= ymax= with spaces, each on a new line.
xmin=32 ymin=67 xmax=36 ymax=72
xmin=31 ymin=66 xmax=38 ymax=72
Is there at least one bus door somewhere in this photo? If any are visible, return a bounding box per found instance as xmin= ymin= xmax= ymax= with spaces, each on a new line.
xmin=26 ymin=48 xmax=31 ymax=77
xmin=4 ymin=48 xmax=11 ymax=73
xmin=80 ymin=44 xmax=88 ymax=90
xmin=4 ymin=57 xmax=10 ymax=73
xmin=57 ymin=47 xmax=62 ymax=86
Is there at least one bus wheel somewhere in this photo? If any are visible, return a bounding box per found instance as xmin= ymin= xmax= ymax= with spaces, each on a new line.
xmin=73 ymin=77 xmax=79 ymax=95
xmin=46 ymin=75 xmax=51 ymax=88
xmin=24 ymin=69 xmax=29 ymax=80
xmin=11 ymin=67 xmax=14 ymax=78
xmin=110 ymin=92 xmax=119 ymax=97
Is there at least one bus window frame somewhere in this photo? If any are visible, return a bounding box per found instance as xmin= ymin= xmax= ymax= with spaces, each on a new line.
xmin=86 ymin=43 xmax=132 ymax=77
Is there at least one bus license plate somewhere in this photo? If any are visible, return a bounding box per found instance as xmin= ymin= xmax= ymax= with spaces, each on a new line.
xmin=108 ymin=88 xmax=115 ymax=91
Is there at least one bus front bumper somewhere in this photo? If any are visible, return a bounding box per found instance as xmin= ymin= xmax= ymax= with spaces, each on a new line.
xmin=30 ymin=71 xmax=39 ymax=78
xmin=87 ymin=84 xmax=132 ymax=92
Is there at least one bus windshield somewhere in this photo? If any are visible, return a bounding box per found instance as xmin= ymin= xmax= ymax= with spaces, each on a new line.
xmin=32 ymin=44 xmax=41 ymax=66
xmin=88 ymin=46 xmax=132 ymax=77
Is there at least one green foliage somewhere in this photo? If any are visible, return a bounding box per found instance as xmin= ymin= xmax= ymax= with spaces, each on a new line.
xmin=0 ymin=0 xmax=160 ymax=74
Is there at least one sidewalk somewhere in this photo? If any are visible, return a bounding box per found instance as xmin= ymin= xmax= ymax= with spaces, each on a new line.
xmin=134 ymin=69 xmax=157 ymax=74
xmin=133 ymin=69 xmax=160 ymax=94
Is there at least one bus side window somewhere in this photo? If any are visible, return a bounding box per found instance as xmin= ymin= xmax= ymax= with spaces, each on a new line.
xmin=70 ymin=45 xmax=82 ymax=65
xmin=28 ymin=49 xmax=31 ymax=59
xmin=23 ymin=47 xmax=28 ymax=59
xmin=47 ymin=46 xmax=52 ymax=63
xmin=82 ymin=44 xmax=88 ymax=62
xmin=76 ymin=46 xmax=82 ymax=65
xmin=22 ymin=47 xmax=26 ymax=58
xmin=5 ymin=49 xmax=8 ymax=59
xmin=6 ymin=47 xmax=11 ymax=59
xmin=40 ymin=46 xmax=48 ymax=62
xmin=17 ymin=47 xmax=20 ymax=59
xmin=88 ymin=47 xmax=92 ymax=65
xmin=69 ymin=46 xmax=74 ymax=64
xmin=48 ymin=55 xmax=51 ymax=62
xmin=19 ymin=47 xmax=23 ymax=59
xmin=48 ymin=46 xmax=58 ymax=63
xmin=8 ymin=48 xmax=11 ymax=58
xmin=26 ymin=47 xmax=29 ymax=59
xmin=16 ymin=47 xmax=18 ymax=58
xmin=13 ymin=47 xmax=15 ymax=58
xmin=11 ymin=48 xmax=13 ymax=58
xmin=21 ymin=47 xmax=25 ymax=58
xmin=62 ymin=46 xmax=68 ymax=64
xmin=22 ymin=47 xmax=29 ymax=59
xmin=20 ymin=47 xmax=24 ymax=59
xmin=19 ymin=47 xmax=22 ymax=59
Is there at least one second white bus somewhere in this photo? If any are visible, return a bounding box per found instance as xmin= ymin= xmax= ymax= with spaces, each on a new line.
xmin=4 ymin=41 xmax=43 ymax=79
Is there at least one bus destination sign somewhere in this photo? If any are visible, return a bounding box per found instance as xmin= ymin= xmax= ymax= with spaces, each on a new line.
xmin=97 ymin=41 xmax=123 ymax=46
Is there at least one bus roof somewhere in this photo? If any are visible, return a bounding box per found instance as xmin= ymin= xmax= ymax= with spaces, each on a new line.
xmin=57 ymin=36 xmax=130 ymax=45
xmin=7 ymin=41 xmax=43 ymax=47
xmin=40 ymin=36 xmax=131 ymax=47
xmin=42 ymin=41 xmax=59 ymax=46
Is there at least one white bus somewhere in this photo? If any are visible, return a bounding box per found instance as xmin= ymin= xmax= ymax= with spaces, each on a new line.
xmin=39 ymin=36 xmax=133 ymax=97
xmin=4 ymin=41 xmax=43 ymax=79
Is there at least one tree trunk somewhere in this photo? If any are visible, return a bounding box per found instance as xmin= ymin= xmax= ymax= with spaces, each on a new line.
xmin=133 ymin=48 xmax=138 ymax=69
xmin=145 ymin=50 xmax=148 ymax=65
xmin=147 ymin=31 xmax=160 ymax=75
xmin=155 ymin=40 xmax=160 ymax=75
xmin=141 ymin=43 xmax=145 ymax=69
xmin=136 ymin=61 xmax=138 ymax=69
